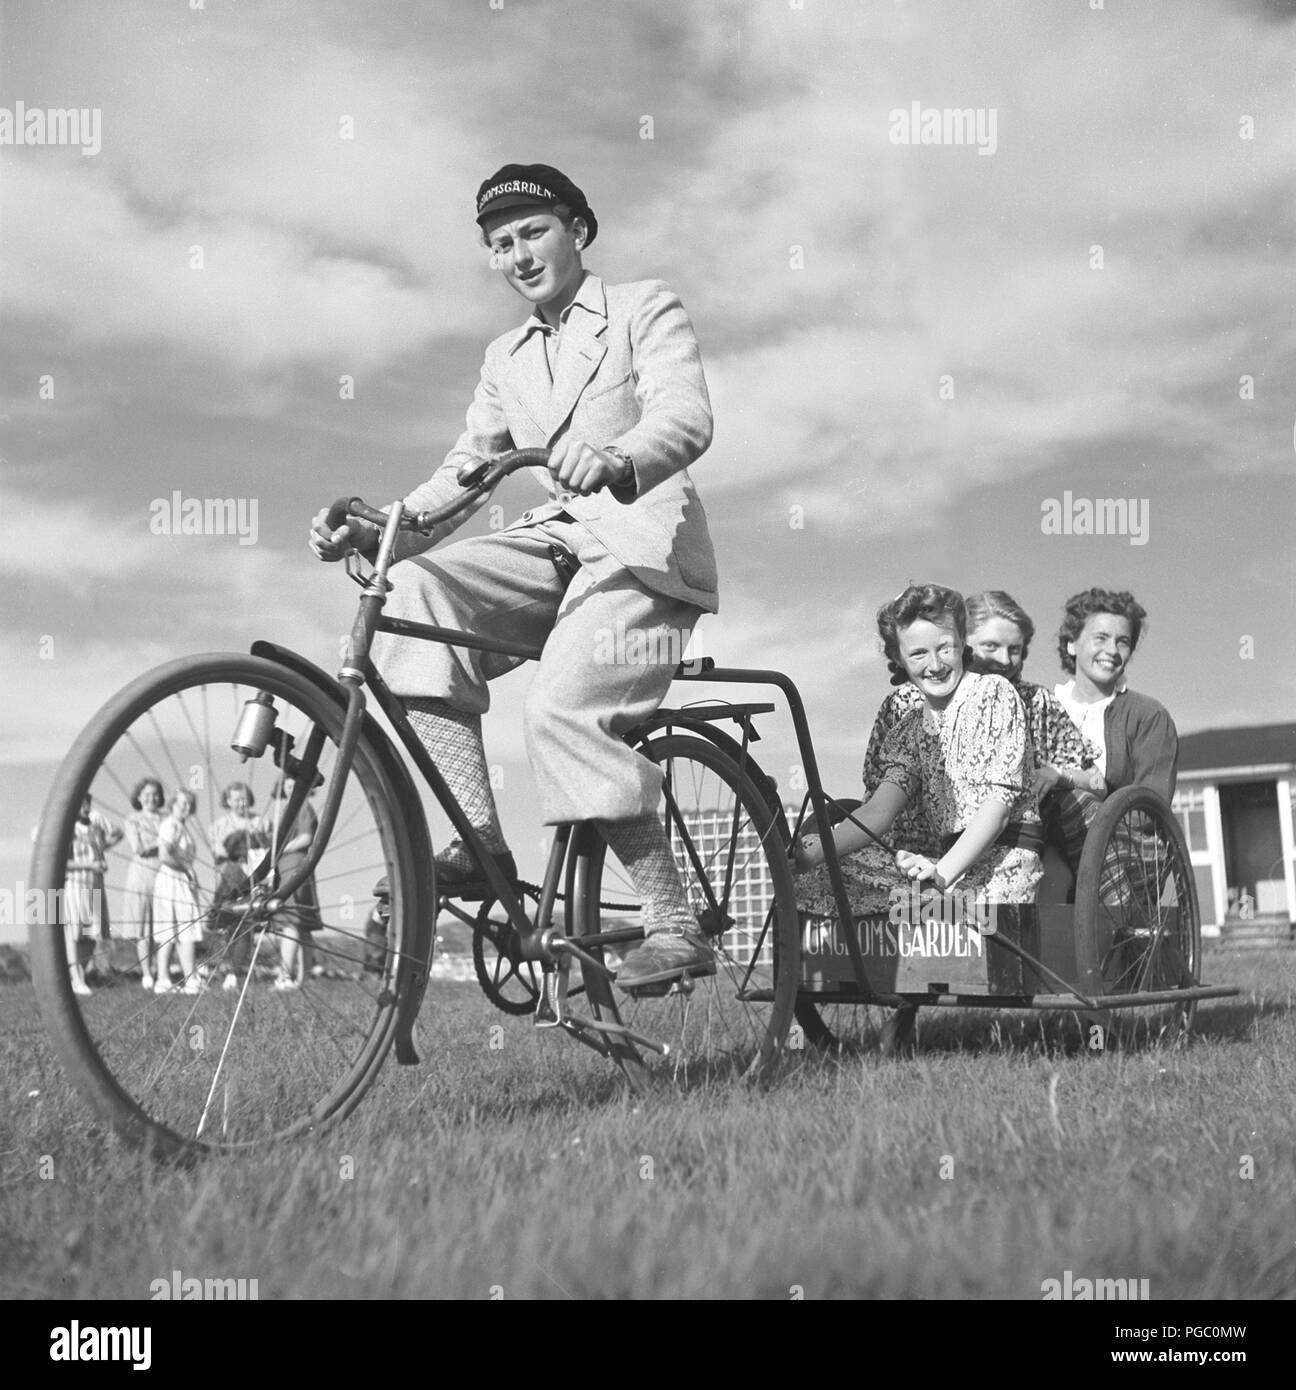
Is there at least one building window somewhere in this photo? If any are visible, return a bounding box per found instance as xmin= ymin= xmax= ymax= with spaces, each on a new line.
xmin=1172 ymin=787 xmax=1209 ymax=854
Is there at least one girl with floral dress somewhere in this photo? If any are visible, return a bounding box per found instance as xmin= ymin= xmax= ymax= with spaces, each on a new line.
xmin=795 ymin=584 xmax=1042 ymax=914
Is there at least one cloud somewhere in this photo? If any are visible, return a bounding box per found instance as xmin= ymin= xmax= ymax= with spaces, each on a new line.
xmin=4 ymin=0 xmax=1296 ymax=904
xmin=0 ymin=160 xmax=490 ymax=372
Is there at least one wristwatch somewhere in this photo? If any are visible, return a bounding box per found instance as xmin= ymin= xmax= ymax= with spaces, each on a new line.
xmin=603 ymin=445 xmax=635 ymax=485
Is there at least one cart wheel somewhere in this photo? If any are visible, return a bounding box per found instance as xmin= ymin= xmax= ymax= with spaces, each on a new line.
xmin=879 ymin=1004 xmax=918 ymax=1058
xmin=793 ymin=998 xmax=891 ymax=1053
xmin=1073 ymin=785 xmax=1202 ymax=1047
xmin=793 ymin=998 xmax=838 ymax=1050
xmin=28 ymin=654 xmax=420 ymax=1156
xmin=575 ymin=735 xmax=800 ymax=1086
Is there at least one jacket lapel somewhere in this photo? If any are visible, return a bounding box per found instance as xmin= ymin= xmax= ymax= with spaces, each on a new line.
xmin=546 ymin=317 xmax=607 ymax=442
xmin=502 ymin=275 xmax=610 ymax=443
xmin=544 ymin=275 xmax=608 ymax=441
xmin=506 ymin=329 xmax=553 ymax=438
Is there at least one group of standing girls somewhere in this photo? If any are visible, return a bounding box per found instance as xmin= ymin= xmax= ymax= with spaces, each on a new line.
xmin=794 ymin=584 xmax=1178 ymax=919
xmin=79 ymin=776 xmax=319 ymax=996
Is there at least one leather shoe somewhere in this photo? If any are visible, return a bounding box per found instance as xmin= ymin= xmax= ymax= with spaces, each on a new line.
xmin=616 ymin=930 xmax=715 ymax=990
xmin=434 ymin=841 xmax=517 ymax=902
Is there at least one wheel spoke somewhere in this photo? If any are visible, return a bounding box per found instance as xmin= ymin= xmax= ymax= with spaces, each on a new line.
xmin=1075 ymin=786 xmax=1201 ymax=1045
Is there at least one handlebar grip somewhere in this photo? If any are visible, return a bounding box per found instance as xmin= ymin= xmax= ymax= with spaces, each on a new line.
xmin=503 ymin=447 xmax=551 ymax=469
xmin=326 ymin=496 xmax=390 ymax=531
xmin=456 ymin=447 xmax=551 ymax=490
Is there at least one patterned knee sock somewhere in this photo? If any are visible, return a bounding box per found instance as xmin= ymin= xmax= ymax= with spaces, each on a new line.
xmin=404 ymin=698 xmax=509 ymax=868
xmin=598 ymin=812 xmax=697 ymax=936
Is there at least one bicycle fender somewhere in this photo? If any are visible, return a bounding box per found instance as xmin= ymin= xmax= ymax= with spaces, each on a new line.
xmin=250 ymin=641 xmax=435 ymax=1064
xmin=630 ymin=719 xmax=790 ymax=845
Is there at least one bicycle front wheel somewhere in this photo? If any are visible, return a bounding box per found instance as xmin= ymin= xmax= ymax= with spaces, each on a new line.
xmin=28 ymin=653 xmax=419 ymax=1156
xmin=574 ymin=734 xmax=800 ymax=1085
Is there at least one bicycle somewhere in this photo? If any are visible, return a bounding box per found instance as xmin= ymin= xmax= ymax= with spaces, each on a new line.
xmin=30 ymin=452 xmax=1237 ymax=1156
xmin=28 ymin=450 xmax=803 ymax=1157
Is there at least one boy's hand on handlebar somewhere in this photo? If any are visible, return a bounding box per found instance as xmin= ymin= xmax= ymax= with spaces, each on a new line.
xmin=547 ymin=437 xmax=632 ymax=497
xmin=308 ymin=507 xmax=379 ymax=562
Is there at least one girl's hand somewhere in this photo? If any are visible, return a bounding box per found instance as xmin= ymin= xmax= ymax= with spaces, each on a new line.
xmin=895 ymin=851 xmax=939 ymax=883
xmin=1031 ymin=764 xmax=1063 ymax=800
xmin=792 ymin=834 xmax=824 ymax=874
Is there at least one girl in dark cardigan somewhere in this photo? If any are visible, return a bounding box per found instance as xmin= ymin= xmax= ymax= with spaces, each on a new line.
xmin=1051 ymin=588 xmax=1179 ymax=872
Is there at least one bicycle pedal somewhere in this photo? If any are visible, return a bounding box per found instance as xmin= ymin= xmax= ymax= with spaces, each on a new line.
xmin=436 ymin=883 xmax=492 ymax=904
xmin=624 ymin=975 xmax=697 ymax=1000
xmin=624 ymin=982 xmax=670 ymax=999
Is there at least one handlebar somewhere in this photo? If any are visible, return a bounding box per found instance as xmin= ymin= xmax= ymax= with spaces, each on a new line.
xmin=326 ymin=447 xmax=550 ymax=536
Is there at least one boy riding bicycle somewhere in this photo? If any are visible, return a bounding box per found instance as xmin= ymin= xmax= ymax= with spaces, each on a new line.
xmin=309 ymin=163 xmax=717 ymax=989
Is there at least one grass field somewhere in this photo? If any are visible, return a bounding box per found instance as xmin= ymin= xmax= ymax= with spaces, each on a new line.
xmin=2 ymin=947 xmax=1294 ymax=1301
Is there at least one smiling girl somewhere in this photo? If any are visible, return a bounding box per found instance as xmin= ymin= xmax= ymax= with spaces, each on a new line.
xmin=796 ymin=584 xmax=1042 ymax=907
xmin=1052 ymin=589 xmax=1177 ymax=804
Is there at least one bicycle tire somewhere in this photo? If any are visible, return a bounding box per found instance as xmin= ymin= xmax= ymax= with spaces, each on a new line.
xmin=28 ymin=652 xmax=421 ymax=1156
xmin=1073 ymin=784 xmax=1202 ymax=1046
xmin=573 ymin=734 xmax=800 ymax=1085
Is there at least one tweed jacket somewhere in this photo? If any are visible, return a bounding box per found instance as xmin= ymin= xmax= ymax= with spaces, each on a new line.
xmin=395 ymin=273 xmax=718 ymax=611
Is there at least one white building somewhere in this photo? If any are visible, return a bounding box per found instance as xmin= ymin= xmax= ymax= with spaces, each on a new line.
xmin=1171 ymin=722 xmax=1296 ymax=939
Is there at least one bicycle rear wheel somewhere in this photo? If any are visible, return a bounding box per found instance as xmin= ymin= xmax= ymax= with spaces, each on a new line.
xmin=28 ymin=653 xmax=418 ymax=1156
xmin=573 ymin=734 xmax=800 ymax=1085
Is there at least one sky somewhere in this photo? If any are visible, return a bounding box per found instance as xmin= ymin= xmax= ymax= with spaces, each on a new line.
xmin=3 ymin=0 xmax=1295 ymax=940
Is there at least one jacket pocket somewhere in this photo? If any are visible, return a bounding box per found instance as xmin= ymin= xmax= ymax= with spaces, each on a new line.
xmin=582 ymin=369 xmax=633 ymax=401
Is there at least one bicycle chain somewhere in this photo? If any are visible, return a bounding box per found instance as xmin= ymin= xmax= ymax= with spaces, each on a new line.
xmin=509 ymin=880 xmax=641 ymax=914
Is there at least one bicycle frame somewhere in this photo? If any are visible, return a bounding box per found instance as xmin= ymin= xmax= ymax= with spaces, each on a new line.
xmin=253 ymin=478 xmax=907 ymax=1015
xmin=263 ymin=471 xmax=909 ymax=1023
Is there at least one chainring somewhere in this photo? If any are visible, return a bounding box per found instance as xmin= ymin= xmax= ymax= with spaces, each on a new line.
xmin=472 ymin=885 xmax=543 ymax=1016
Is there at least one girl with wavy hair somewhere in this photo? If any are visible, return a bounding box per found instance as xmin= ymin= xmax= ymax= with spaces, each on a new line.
xmin=797 ymin=583 xmax=1042 ymax=909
